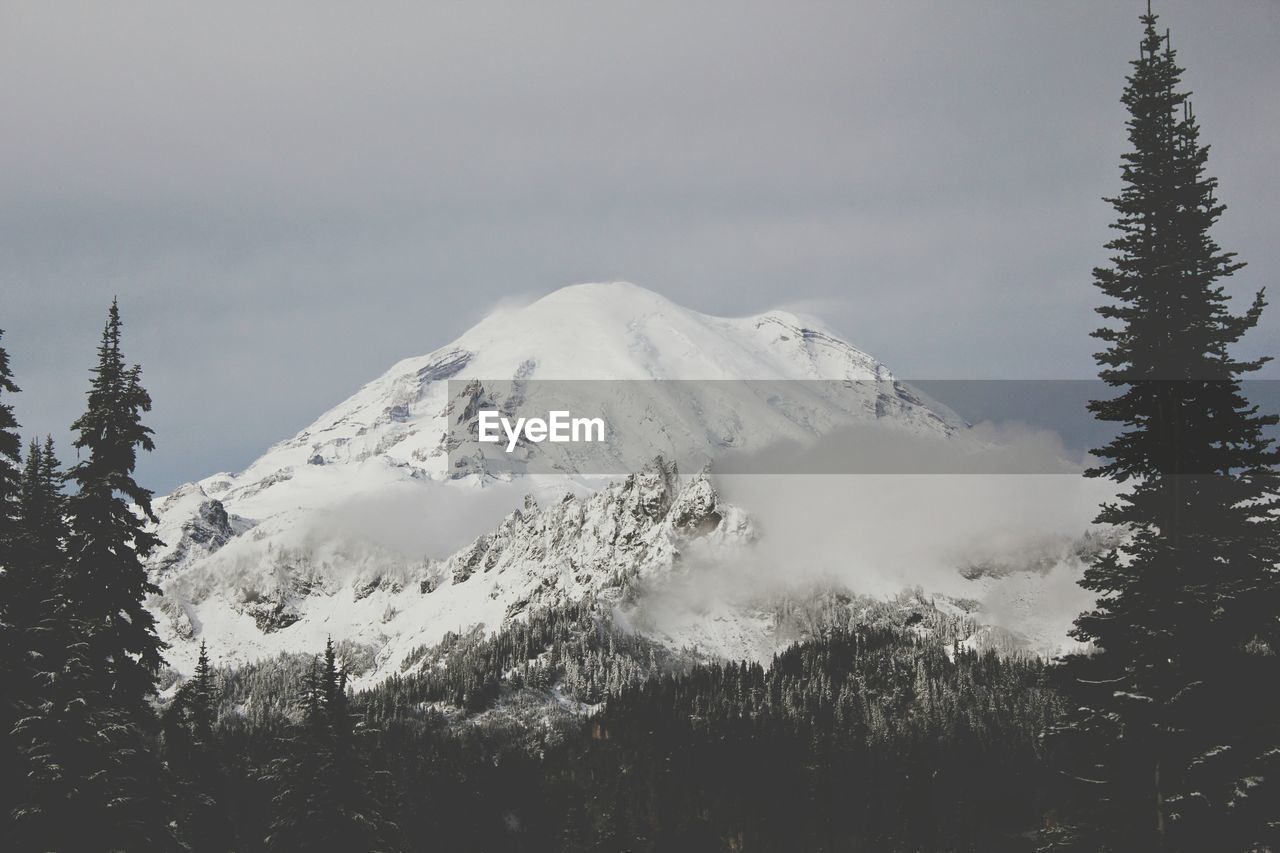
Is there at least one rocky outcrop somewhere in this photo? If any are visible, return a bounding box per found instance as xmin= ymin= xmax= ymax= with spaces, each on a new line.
xmin=150 ymin=484 xmax=247 ymax=580
xmin=438 ymin=457 xmax=749 ymax=619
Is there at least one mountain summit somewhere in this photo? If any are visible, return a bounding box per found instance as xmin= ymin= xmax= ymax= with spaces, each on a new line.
xmin=163 ymin=282 xmax=958 ymax=522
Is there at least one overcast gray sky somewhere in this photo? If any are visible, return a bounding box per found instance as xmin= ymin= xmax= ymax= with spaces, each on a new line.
xmin=2 ymin=1 xmax=1277 ymax=494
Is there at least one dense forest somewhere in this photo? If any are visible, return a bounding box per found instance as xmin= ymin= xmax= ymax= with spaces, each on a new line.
xmin=187 ymin=617 xmax=1062 ymax=853
xmin=2 ymin=8 xmax=1278 ymax=852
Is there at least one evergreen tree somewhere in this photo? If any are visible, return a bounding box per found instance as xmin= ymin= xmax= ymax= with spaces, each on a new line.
xmin=8 ymin=303 xmax=178 ymax=850
xmin=266 ymin=641 xmax=397 ymax=852
xmin=319 ymin=639 xmax=387 ymax=851
xmin=0 ymin=329 xmax=24 ymax=843
xmin=265 ymin=658 xmax=326 ymax=852
xmin=189 ymin=641 xmax=219 ymax=744
xmin=1051 ymin=7 xmax=1280 ymax=851
xmin=64 ymin=299 xmax=166 ymax=721
xmin=0 ymin=329 xmax=20 ymax=545
xmin=9 ymin=438 xmax=175 ymax=850
xmin=29 ymin=438 xmax=64 ymax=533
xmin=12 ymin=626 xmax=176 ymax=852
xmin=12 ymin=438 xmax=69 ymax=619
xmin=163 ymin=642 xmax=233 ymax=852
xmin=6 ymin=439 xmax=70 ymax=718
xmin=0 ymin=332 xmax=23 ymax=624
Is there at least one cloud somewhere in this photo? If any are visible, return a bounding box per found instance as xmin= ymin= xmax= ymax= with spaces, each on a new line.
xmin=306 ymin=477 xmax=590 ymax=559
xmin=715 ymin=417 xmax=1088 ymax=475
xmin=2 ymin=0 xmax=1276 ymax=493
xmin=684 ymin=420 xmax=1115 ymax=649
xmin=715 ymin=474 xmax=1112 ymax=599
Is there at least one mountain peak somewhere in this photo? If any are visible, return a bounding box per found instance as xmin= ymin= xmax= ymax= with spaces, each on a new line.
xmin=156 ymin=282 xmax=960 ymax=519
xmin=532 ymin=280 xmax=663 ymax=304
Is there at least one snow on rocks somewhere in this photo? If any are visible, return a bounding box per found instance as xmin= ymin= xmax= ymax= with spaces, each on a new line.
xmin=150 ymin=456 xmax=757 ymax=684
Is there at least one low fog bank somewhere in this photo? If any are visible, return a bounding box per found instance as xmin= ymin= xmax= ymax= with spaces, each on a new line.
xmin=715 ymin=417 xmax=1090 ymax=475
xmin=704 ymin=418 xmax=1117 ymax=651
xmin=312 ymin=475 xmax=597 ymax=559
xmin=714 ymin=473 xmax=1113 ymax=599
xmin=292 ymin=417 xmax=1116 ymax=654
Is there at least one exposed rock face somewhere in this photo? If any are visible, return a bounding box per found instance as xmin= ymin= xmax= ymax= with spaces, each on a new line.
xmin=151 ymin=484 xmax=249 ymax=581
xmin=667 ymin=467 xmax=722 ymax=535
xmin=245 ymin=594 xmax=302 ymax=633
xmin=434 ymin=457 xmax=748 ymax=618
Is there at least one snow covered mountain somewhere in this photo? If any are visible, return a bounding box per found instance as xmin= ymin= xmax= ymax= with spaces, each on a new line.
xmin=163 ymin=282 xmax=959 ymax=522
xmin=146 ymin=282 xmax=1084 ymax=682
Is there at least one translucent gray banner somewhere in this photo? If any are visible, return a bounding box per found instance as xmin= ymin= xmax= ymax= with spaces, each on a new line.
xmin=442 ymin=379 xmax=1280 ymax=476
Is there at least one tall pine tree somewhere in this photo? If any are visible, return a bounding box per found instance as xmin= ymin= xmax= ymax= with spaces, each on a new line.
xmin=7 ymin=439 xmax=70 ymax=707
xmin=65 ymin=299 xmax=166 ymax=721
xmin=12 ymin=621 xmax=176 ymax=851
xmin=0 ymin=329 xmax=25 ymax=845
xmin=163 ymin=642 xmax=234 ymax=852
xmin=9 ymin=301 xmax=178 ymax=851
xmin=1050 ymin=7 xmax=1280 ymax=851
xmin=12 ymin=438 xmax=69 ymax=622
xmin=266 ymin=640 xmax=397 ymax=852
xmin=0 ymin=329 xmax=20 ymax=550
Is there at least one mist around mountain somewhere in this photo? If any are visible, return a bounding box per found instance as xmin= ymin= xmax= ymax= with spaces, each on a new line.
xmin=144 ymin=283 xmax=1105 ymax=688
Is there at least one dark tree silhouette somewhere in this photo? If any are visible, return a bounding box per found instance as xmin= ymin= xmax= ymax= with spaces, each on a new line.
xmin=65 ymin=299 xmax=167 ymax=721
xmin=8 ymin=302 xmax=178 ymax=851
xmin=266 ymin=639 xmax=397 ymax=852
xmin=1048 ymin=7 xmax=1280 ymax=851
xmin=0 ymin=329 xmax=26 ymax=842
xmin=164 ymin=642 xmax=234 ymax=852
